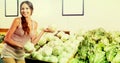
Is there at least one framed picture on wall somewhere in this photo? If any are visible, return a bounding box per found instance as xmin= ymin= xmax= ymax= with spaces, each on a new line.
xmin=62 ymin=0 xmax=84 ymax=16
xmin=5 ymin=0 xmax=19 ymax=17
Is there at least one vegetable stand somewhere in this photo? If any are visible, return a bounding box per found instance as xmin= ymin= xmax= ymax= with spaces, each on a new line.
xmin=69 ymin=28 xmax=120 ymax=63
xmin=24 ymin=30 xmax=83 ymax=63
xmin=2 ymin=28 xmax=120 ymax=63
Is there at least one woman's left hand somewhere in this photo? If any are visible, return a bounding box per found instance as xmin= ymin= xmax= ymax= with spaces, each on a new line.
xmin=43 ymin=28 xmax=55 ymax=33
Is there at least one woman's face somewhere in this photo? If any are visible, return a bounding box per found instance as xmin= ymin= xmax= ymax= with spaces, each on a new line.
xmin=20 ymin=3 xmax=32 ymax=18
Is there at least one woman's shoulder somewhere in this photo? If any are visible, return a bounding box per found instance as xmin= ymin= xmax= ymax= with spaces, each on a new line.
xmin=12 ymin=17 xmax=21 ymax=25
xmin=13 ymin=17 xmax=21 ymax=22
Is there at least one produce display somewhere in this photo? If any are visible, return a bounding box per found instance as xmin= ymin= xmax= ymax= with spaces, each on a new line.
xmin=69 ymin=28 xmax=120 ymax=63
xmin=24 ymin=30 xmax=84 ymax=63
xmin=1 ymin=27 xmax=120 ymax=63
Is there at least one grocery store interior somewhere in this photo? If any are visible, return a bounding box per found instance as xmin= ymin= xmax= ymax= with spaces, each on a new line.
xmin=0 ymin=0 xmax=120 ymax=63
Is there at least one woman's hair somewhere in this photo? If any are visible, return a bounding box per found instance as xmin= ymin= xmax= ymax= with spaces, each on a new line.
xmin=20 ymin=1 xmax=34 ymax=34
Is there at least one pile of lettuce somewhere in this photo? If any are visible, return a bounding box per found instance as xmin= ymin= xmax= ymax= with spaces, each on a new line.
xmin=24 ymin=31 xmax=84 ymax=63
xmin=70 ymin=28 xmax=120 ymax=63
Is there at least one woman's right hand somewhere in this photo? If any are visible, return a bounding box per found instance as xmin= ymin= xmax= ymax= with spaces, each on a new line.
xmin=16 ymin=43 xmax=24 ymax=49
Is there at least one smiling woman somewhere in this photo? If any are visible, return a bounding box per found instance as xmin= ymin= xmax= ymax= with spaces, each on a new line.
xmin=20 ymin=1 xmax=33 ymax=18
xmin=1 ymin=1 xmax=54 ymax=63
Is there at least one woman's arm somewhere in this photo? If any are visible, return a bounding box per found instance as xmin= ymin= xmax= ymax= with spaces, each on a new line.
xmin=31 ymin=21 xmax=54 ymax=45
xmin=32 ymin=30 xmax=45 ymax=45
xmin=31 ymin=21 xmax=44 ymax=45
xmin=4 ymin=18 xmax=23 ymax=48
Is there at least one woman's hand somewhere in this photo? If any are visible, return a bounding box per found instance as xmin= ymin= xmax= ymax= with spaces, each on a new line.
xmin=43 ymin=28 xmax=55 ymax=33
xmin=16 ymin=43 xmax=24 ymax=49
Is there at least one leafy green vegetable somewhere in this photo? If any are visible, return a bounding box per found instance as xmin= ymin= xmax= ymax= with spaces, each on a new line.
xmin=74 ymin=28 xmax=120 ymax=63
xmin=24 ymin=41 xmax=35 ymax=53
xmin=52 ymin=46 xmax=63 ymax=56
xmin=69 ymin=58 xmax=79 ymax=63
xmin=111 ymin=51 xmax=120 ymax=63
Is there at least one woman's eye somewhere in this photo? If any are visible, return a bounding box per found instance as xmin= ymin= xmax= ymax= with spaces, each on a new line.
xmin=21 ymin=8 xmax=29 ymax=10
xmin=21 ymin=8 xmax=24 ymax=10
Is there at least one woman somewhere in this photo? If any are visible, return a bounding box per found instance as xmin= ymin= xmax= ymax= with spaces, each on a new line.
xmin=1 ymin=1 xmax=53 ymax=63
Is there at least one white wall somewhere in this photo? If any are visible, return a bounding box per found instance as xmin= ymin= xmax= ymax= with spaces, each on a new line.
xmin=0 ymin=0 xmax=120 ymax=32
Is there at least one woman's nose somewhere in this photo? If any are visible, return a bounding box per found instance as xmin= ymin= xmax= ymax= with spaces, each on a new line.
xmin=23 ymin=9 xmax=27 ymax=12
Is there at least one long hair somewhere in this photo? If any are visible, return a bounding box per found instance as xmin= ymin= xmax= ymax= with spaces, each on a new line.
xmin=20 ymin=1 xmax=34 ymax=34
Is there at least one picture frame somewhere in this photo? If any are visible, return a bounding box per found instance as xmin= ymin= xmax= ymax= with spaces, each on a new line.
xmin=5 ymin=0 xmax=19 ymax=17
xmin=62 ymin=0 xmax=84 ymax=16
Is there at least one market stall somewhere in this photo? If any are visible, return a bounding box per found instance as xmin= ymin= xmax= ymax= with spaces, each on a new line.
xmin=1 ymin=28 xmax=120 ymax=63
